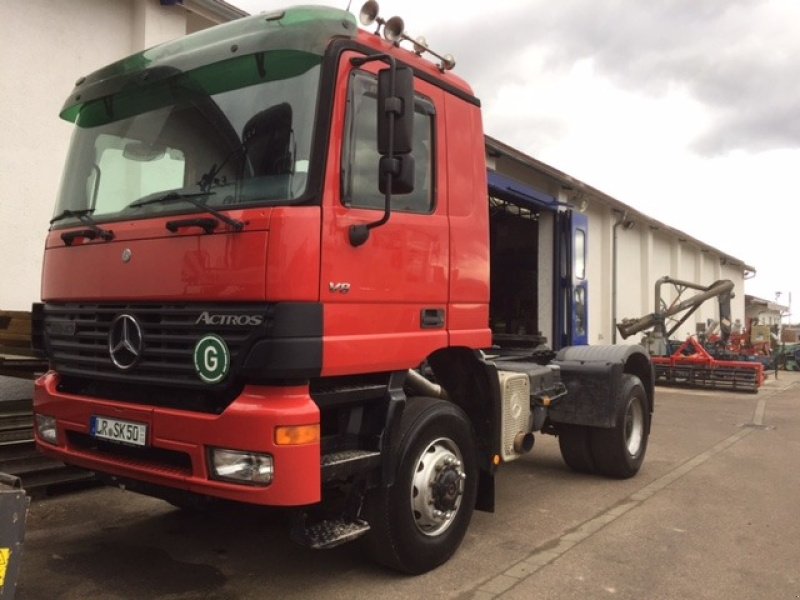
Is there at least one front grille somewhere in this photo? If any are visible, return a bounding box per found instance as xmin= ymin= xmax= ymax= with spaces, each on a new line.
xmin=43 ymin=303 xmax=267 ymax=388
xmin=67 ymin=431 xmax=192 ymax=474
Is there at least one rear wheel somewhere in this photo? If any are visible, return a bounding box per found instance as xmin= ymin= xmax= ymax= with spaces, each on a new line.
xmin=558 ymin=424 xmax=595 ymax=473
xmin=362 ymin=397 xmax=478 ymax=574
xmin=590 ymin=374 xmax=650 ymax=478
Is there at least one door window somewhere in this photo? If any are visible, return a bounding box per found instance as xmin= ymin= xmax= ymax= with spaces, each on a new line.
xmin=342 ymin=71 xmax=435 ymax=213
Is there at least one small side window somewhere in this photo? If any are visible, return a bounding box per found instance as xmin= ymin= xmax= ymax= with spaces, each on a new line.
xmin=574 ymin=229 xmax=586 ymax=280
xmin=342 ymin=71 xmax=434 ymax=213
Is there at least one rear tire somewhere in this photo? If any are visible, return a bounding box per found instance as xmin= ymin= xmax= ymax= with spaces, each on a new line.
xmin=589 ymin=374 xmax=650 ymax=478
xmin=558 ymin=424 xmax=595 ymax=473
xmin=362 ymin=397 xmax=478 ymax=574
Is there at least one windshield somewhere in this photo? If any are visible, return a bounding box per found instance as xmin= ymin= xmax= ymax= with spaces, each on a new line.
xmin=54 ymin=51 xmax=321 ymax=226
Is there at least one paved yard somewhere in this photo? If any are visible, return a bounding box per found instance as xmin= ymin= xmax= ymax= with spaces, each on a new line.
xmin=13 ymin=372 xmax=800 ymax=599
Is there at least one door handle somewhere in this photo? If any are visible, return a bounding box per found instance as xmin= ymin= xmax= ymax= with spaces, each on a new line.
xmin=421 ymin=309 xmax=445 ymax=329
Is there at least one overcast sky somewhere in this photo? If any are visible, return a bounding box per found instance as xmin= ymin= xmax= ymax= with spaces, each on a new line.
xmin=232 ymin=0 xmax=798 ymax=318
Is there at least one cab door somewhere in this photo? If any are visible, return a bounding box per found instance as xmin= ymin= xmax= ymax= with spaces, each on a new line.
xmin=319 ymin=53 xmax=449 ymax=376
xmin=570 ymin=213 xmax=589 ymax=345
xmin=554 ymin=209 xmax=589 ymax=348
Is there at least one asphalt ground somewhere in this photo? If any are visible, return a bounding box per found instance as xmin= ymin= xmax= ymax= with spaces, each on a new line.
xmin=12 ymin=371 xmax=800 ymax=600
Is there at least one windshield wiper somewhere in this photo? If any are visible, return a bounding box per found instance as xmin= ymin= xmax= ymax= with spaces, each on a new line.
xmin=129 ymin=191 xmax=245 ymax=231
xmin=50 ymin=209 xmax=115 ymax=244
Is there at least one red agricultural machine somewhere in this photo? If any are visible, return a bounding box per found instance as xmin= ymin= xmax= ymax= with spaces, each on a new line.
xmin=618 ymin=277 xmax=765 ymax=392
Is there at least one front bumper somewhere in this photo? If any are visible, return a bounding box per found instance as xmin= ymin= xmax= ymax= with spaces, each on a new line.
xmin=33 ymin=372 xmax=320 ymax=506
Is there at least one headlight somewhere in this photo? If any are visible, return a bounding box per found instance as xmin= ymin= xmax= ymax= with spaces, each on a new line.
xmin=209 ymin=448 xmax=273 ymax=485
xmin=35 ymin=414 xmax=58 ymax=445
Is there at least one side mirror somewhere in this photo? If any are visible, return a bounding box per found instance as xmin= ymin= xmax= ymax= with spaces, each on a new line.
xmin=379 ymin=154 xmax=414 ymax=195
xmin=348 ymin=56 xmax=416 ymax=247
xmin=377 ymin=66 xmax=414 ymax=156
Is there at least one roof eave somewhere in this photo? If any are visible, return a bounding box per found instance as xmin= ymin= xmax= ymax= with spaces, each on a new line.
xmin=184 ymin=0 xmax=249 ymax=23
xmin=485 ymin=135 xmax=755 ymax=273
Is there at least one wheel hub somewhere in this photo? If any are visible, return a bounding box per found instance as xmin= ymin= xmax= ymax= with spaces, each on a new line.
xmin=625 ymin=397 xmax=645 ymax=456
xmin=410 ymin=438 xmax=466 ymax=537
xmin=431 ymin=460 xmax=464 ymax=512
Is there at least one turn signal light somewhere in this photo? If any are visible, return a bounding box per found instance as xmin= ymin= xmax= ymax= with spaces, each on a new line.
xmin=274 ymin=424 xmax=320 ymax=446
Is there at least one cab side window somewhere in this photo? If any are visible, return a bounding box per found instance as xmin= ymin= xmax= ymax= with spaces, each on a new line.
xmin=342 ymin=71 xmax=435 ymax=213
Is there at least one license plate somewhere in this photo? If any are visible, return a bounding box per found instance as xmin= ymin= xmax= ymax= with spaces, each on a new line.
xmin=90 ymin=416 xmax=147 ymax=447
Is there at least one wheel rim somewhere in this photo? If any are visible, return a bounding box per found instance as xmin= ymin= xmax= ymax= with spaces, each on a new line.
xmin=410 ymin=437 xmax=466 ymax=537
xmin=625 ymin=396 xmax=645 ymax=456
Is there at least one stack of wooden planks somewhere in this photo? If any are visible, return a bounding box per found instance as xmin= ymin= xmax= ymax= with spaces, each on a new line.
xmin=0 ymin=311 xmax=95 ymax=492
xmin=0 ymin=310 xmax=47 ymax=379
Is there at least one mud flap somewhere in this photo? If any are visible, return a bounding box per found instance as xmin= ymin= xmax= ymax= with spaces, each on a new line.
xmin=548 ymin=359 xmax=623 ymax=428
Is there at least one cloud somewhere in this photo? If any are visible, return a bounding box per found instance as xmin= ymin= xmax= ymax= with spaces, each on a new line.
xmin=232 ymin=0 xmax=800 ymax=156
xmin=434 ymin=0 xmax=800 ymax=156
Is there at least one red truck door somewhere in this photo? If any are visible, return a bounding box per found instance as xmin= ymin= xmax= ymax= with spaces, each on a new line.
xmin=320 ymin=53 xmax=449 ymax=376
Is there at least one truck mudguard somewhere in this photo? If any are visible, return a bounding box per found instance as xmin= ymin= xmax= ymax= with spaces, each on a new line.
xmin=549 ymin=344 xmax=654 ymax=429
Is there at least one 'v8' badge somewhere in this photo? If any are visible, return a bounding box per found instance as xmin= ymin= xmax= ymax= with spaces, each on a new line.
xmin=329 ymin=282 xmax=351 ymax=294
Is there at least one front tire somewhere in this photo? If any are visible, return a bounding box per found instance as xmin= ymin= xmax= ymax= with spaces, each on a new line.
xmin=589 ymin=374 xmax=650 ymax=478
xmin=362 ymin=397 xmax=478 ymax=574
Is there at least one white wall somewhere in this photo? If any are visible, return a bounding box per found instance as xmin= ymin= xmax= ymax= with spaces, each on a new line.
xmin=0 ymin=0 xmax=215 ymax=310
xmin=615 ymin=223 xmax=644 ymax=336
xmin=586 ymin=204 xmax=611 ymax=344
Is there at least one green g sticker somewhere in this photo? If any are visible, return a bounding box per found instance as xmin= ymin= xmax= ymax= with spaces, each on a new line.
xmin=193 ymin=335 xmax=230 ymax=384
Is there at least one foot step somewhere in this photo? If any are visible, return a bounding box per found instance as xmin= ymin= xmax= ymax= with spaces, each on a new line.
xmin=321 ymin=450 xmax=381 ymax=482
xmin=291 ymin=517 xmax=371 ymax=550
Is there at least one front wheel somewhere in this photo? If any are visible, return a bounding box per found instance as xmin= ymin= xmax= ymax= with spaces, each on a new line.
xmin=362 ymin=397 xmax=478 ymax=574
xmin=589 ymin=374 xmax=650 ymax=478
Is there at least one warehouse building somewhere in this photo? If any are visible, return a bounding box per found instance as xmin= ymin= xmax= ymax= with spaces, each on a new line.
xmin=485 ymin=137 xmax=753 ymax=347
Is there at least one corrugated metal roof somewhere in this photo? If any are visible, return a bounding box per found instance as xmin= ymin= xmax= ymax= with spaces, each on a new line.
xmin=746 ymin=295 xmax=789 ymax=312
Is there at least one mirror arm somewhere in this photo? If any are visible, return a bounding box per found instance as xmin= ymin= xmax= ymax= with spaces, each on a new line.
xmin=349 ymin=54 xmax=397 ymax=247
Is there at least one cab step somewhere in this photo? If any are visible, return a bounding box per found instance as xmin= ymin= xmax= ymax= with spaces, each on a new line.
xmin=291 ymin=517 xmax=371 ymax=550
xmin=321 ymin=450 xmax=381 ymax=482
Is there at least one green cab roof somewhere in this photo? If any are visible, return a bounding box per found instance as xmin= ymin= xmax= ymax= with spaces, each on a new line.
xmin=60 ymin=5 xmax=357 ymax=123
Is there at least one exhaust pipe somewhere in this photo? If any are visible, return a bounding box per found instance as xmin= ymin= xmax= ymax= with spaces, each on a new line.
xmin=513 ymin=432 xmax=535 ymax=454
xmin=406 ymin=369 xmax=448 ymax=399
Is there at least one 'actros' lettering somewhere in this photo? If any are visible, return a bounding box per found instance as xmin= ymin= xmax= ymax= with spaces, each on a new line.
xmin=195 ymin=312 xmax=264 ymax=326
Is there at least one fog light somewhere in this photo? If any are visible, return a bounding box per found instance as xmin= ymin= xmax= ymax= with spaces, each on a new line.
xmin=35 ymin=414 xmax=58 ymax=445
xmin=210 ymin=448 xmax=273 ymax=485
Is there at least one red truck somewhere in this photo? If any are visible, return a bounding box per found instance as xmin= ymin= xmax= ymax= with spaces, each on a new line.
xmin=33 ymin=3 xmax=654 ymax=573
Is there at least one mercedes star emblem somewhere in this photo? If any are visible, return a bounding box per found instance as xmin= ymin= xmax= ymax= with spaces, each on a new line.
xmin=122 ymin=248 xmax=132 ymax=263
xmin=108 ymin=314 xmax=143 ymax=370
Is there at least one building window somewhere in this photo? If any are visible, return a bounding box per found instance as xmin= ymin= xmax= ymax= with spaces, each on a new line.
xmin=574 ymin=228 xmax=586 ymax=280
